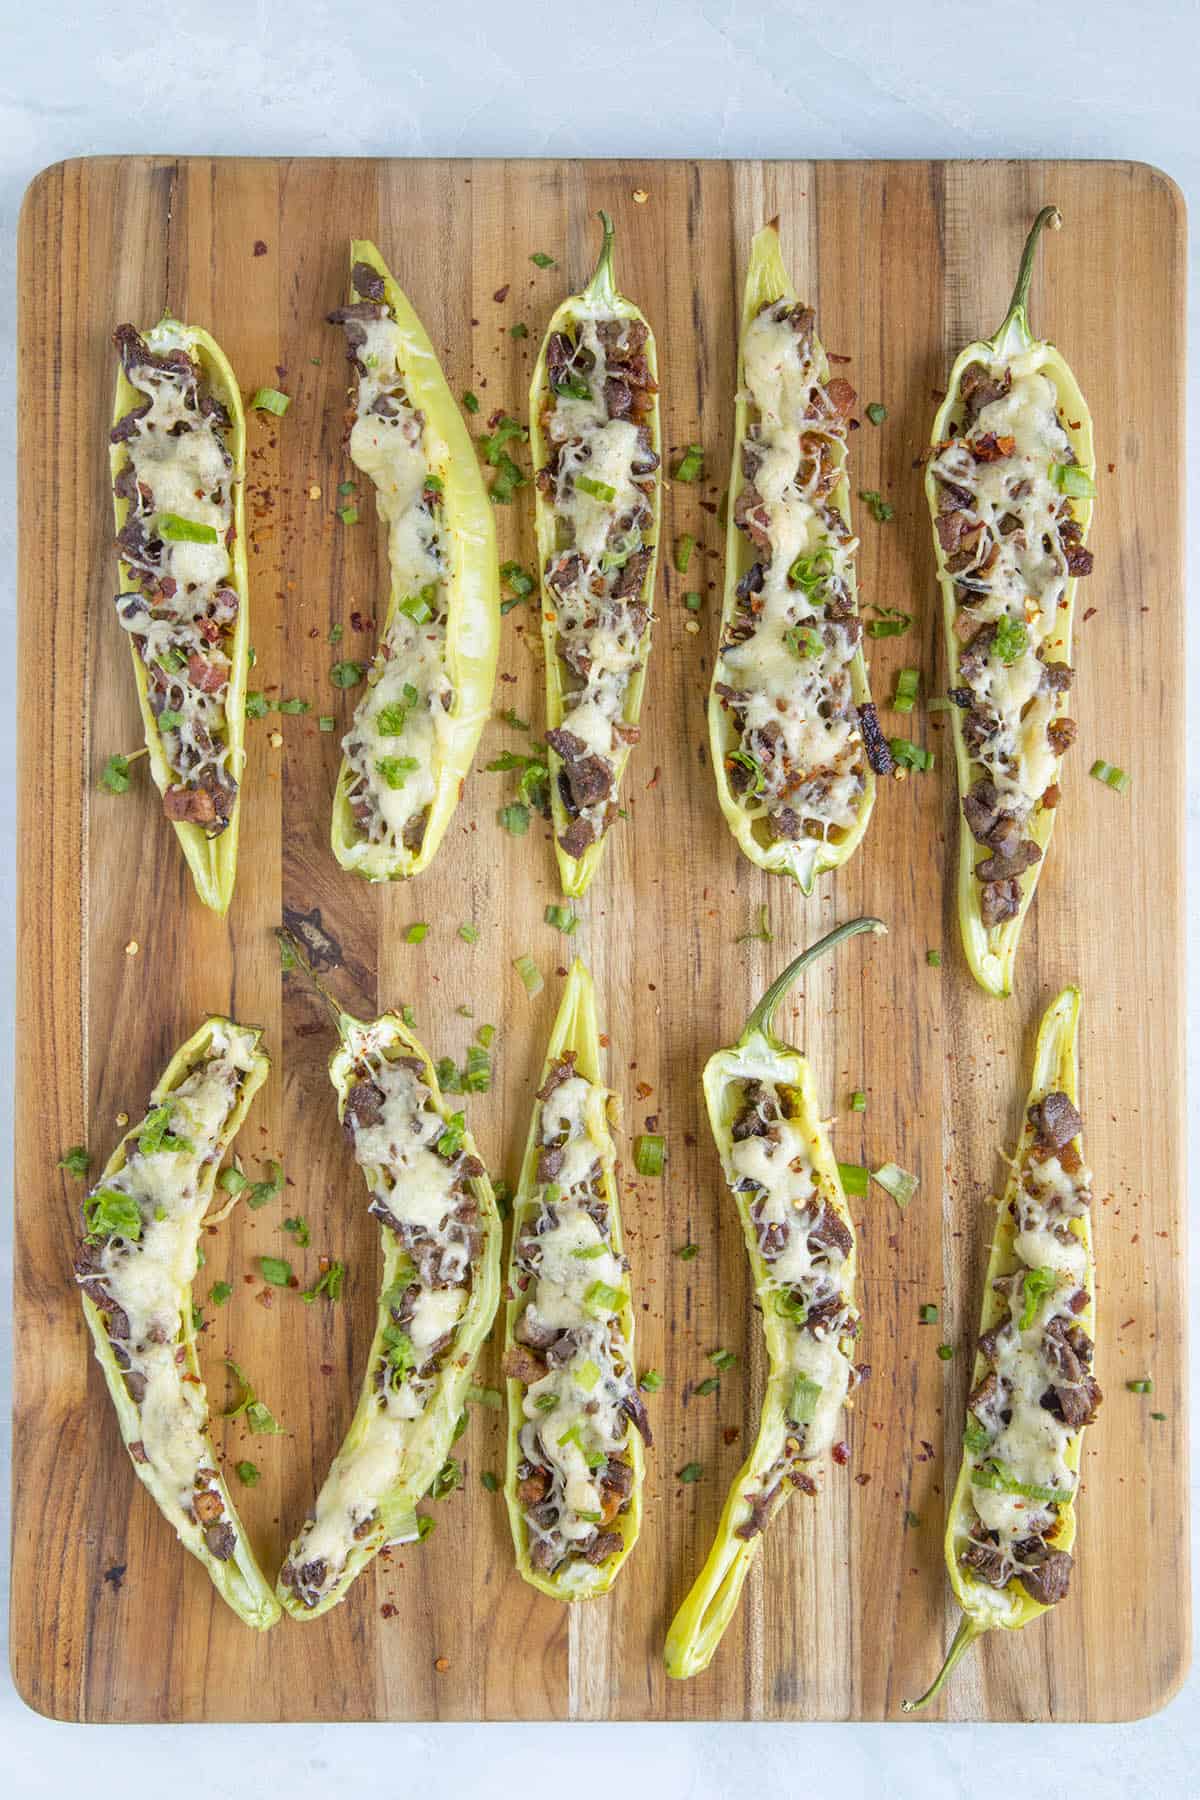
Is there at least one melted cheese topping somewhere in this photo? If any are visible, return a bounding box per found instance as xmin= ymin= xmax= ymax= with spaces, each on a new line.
xmin=337 ymin=315 xmax=452 ymax=850
xmin=716 ymin=301 xmax=866 ymax=879
xmin=728 ymin=1082 xmax=854 ymax=1459
xmin=931 ymin=353 xmax=1079 ymax=821
xmin=963 ymin=1124 xmax=1094 ymax=1576
xmin=78 ymin=1027 xmax=258 ymax=1521
xmin=114 ymin=327 xmax=239 ymax=821
xmin=541 ymin=315 xmax=656 ymax=846
xmin=513 ymin=1065 xmax=638 ymax=1572
xmin=282 ymin=1049 xmax=478 ymax=1602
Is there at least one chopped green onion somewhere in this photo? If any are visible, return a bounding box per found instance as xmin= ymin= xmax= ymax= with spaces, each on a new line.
xmin=678 ymin=1462 xmax=704 ymax=1484
xmin=544 ymin=903 xmax=578 ymax=933
xmin=404 ymin=922 xmax=429 ymax=944
xmin=1150 ymin=1411 xmax=1167 ymax=1421
xmin=424 ymin=473 xmax=444 ymax=493
xmin=674 ymin=533 xmax=695 ymax=574
xmin=970 ymin=1460 xmax=1061 ymax=1504
xmin=710 ymin=1349 xmax=737 ymax=1371
xmin=466 ymin=1384 xmax=502 ymax=1410
xmin=926 ymin=949 xmax=942 ymax=967
xmin=320 ymin=714 xmax=336 ymax=732
xmin=85 ymin=1188 xmax=142 ymax=1242
xmin=375 ymin=702 xmax=408 ymax=735
xmin=499 ymin=801 xmax=530 ymax=835
xmin=937 ymin=1343 xmax=955 ymax=1361
xmin=436 ymin=1111 xmax=466 ymax=1158
xmin=530 ymin=251 xmax=556 ymax=268
xmin=735 ymin=904 xmax=773 ymax=944
xmin=338 ymin=505 xmax=359 ymax=525
xmin=246 ymin=1161 xmax=284 ymax=1209
xmin=1091 ymin=759 xmax=1131 ymax=793
xmin=918 ymin=1303 xmax=939 ymax=1324
xmin=849 ymin=1090 xmax=866 ymax=1114
xmin=872 ymin=1161 xmax=918 ymax=1209
xmin=904 ymin=1510 xmax=921 ymax=1528
xmin=672 ymin=444 xmax=704 ymax=483
xmin=639 ymin=1370 xmax=664 ymax=1392
xmin=1126 ymin=1378 xmax=1153 ymax=1394
xmin=481 ymin=1470 xmax=499 ymax=1492
xmin=210 ymin=1281 xmax=232 ymax=1307
xmin=235 ymin=1460 xmax=261 ymax=1486
xmin=481 ymin=416 xmax=527 ymax=464
xmin=283 ymin=1215 xmax=311 ymax=1248
xmin=430 ymin=1458 xmax=462 ymax=1500
xmin=866 ymin=402 xmax=888 ymax=425
xmin=1051 ymin=462 xmax=1096 ymax=498
xmin=893 ymin=667 xmax=920 ymax=712
xmin=156 ymin=512 xmax=218 ymax=544
xmin=837 ymin=1162 xmax=868 ymax=1197
xmin=458 ymin=923 xmax=479 ymax=944
xmin=509 ymin=322 xmax=528 ymax=340
xmin=788 ymin=548 xmax=833 ymax=591
xmin=788 ymin=1374 xmax=823 ymax=1424
xmin=462 ymin=390 xmax=480 ymax=414
xmin=576 ymin=474 xmax=616 ymax=503
xmin=677 ymin=1242 xmax=699 ymax=1261
xmin=584 ymin=1279 xmax=626 ymax=1315
xmin=99 ymin=753 xmax=133 ymax=793
xmin=694 ymin=1376 xmax=720 ymax=1397
xmin=513 ymin=953 xmax=543 ymax=997
xmin=277 ymin=697 xmax=310 ymax=716
xmin=534 ymin=1392 xmax=559 ymax=1413
xmin=576 ymin=1359 xmax=602 ymax=1391
xmin=259 ymin=1256 xmax=292 ymax=1288
xmin=865 ymin=608 xmax=912 ymax=639
xmin=330 ymin=660 xmax=365 ymax=688
xmin=859 ymin=489 xmax=895 ymax=523
xmin=888 ymin=737 xmax=934 ymax=772
xmin=218 ymin=1166 xmax=248 ymax=1195
xmin=376 ymin=755 xmax=419 ymax=790
xmin=58 ymin=1145 xmax=90 ymax=1177
xmin=156 ymin=709 xmax=184 ymax=732
xmin=727 ymin=749 xmax=765 ymax=794
xmin=301 ymin=1260 xmax=345 ymax=1304
xmin=784 ymin=624 xmax=823 ymax=660
xmin=245 ymin=691 xmax=270 ymax=720
xmin=399 ymin=590 xmax=434 ymax=624
xmin=634 ymin=1134 xmax=665 ymax=1177
xmin=1019 ymin=1266 xmax=1059 ymax=1330
xmin=684 ymin=591 xmax=703 ymax=611
xmin=251 ymin=387 xmax=290 ymax=415
xmin=463 ymin=1046 xmax=491 ymax=1094
xmin=993 ymin=615 xmax=1028 ymax=664
xmin=476 ymin=1024 xmax=495 ymax=1048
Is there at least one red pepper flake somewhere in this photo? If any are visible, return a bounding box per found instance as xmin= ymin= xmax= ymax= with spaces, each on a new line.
xmin=380 ymin=1603 xmax=398 ymax=1618
xmin=646 ymin=766 xmax=661 ymax=789
xmin=1107 ymin=463 xmax=1116 ymax=474
xmin=253 ymin=240 xmax=268 ymax=256
xmin=828 ymin=352 xmax=851 ymax=363
xmin=832 ymin=1441 xmax=850 ymax=1465
xmin=1082 ymin=606 xmax=1097 ymax=622
xmin=599 ymin=1034 xmax=610 ymax=1048
xmin=854 ymin=1472 xmax=872 ymax=1486
xmin=434 ymin=1656 xmax=451 ymax=1673
xmin=350 ymin=610 xmax=370 ymax=632
xmin=723 ymin=1426 xmax=740 ymax=1445
xmin=492 ymin=287 xmax=510 ymax=304
xmin=320 ymin=1363 xmax=334 ymax=1376
xmin=635 ymin=1082 xmax=653 ymax=1100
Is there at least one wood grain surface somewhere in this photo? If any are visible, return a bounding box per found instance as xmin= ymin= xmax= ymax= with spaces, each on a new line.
xmin=12 ymin=156 xmax=1187 ymax=1723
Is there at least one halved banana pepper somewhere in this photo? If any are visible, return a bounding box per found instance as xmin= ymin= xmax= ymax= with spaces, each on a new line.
xmin=665 ymin=918 xmax=885 ymax=1679
xmin=710 ymin=224 xmax=888 ymax=894
xmin=503 ymin=958 xmax=648 ymax=1598
xmin=928 ymin=209 xmax=1096 ymax=997
xmin=276 ymin=934 xmax=501 ymax=1619
xmin=111 ymin=319 xmax=251 ymax=914
xmin=530 ymin=214 xmax=662 ymax=897
xmin=907 ymin=986 xmax=1099 ymax=1711
xmin=328 ymin=240 xmax=499 ymax=880
xmin=74 ymin=1017 xmax=278 ymax=1629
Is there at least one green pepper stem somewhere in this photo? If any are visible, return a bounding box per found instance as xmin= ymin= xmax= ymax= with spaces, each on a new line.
xmin=585 ymin=210 xmax=617 ymax=307
xmin=902 ymin=1613 xmax=985 ymax=1713
xmin=740 ymin=917 xmax=886 ymax=1048
xmin=275 ymin=927 xmax=357 ymax=1043
xmin=1000 ymin=205 xmax=1061 ymax=337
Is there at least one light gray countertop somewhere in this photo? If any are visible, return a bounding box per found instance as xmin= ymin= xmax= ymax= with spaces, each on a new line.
xmin=2 ymin=2 xmax=1196 ymax=1793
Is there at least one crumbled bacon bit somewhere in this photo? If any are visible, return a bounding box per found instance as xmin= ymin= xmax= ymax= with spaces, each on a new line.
xmin=832 ymin=1441 xmax=850 ymax=1466
xmin=381 ymin=1603 xmax=398 ymax=1618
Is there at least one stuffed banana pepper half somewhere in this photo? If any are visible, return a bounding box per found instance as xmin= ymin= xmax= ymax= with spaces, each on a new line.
xmin=74 ymin=1018 xmax=278 ymax=1629
xmin=530 ymin=213 xmax=662 ymax=897
xmin=710 ymin=224 xmax=890 ymax=893
xmin=503 ymin=959 xmax=649 ymax=1597
xmin=277 ymin=934 xmax=501 ymax=1618
xmin=928 ymin=208 xmax=1095 ymax=997
xmin=110 ymin=320 xmax=251 ymax=914
xmin=328 ymin=241 xmax=499 ymax=880
xmin=665 ymin=918 xmax=885 ymax=1679
xmin=907 ymin=986 xmax=1100 ymax=1711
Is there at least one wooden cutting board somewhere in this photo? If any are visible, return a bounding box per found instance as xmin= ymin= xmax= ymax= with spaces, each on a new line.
xmin=13 ymin=156 xmax=1187 ymax=1723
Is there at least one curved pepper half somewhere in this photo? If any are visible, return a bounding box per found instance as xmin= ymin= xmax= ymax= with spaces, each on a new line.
xmin=665 ymin=917 xmax=886 ymax=1679
xmin=709 ymin=224 xmax=882 ymax=893
xmin=75 ymin=1017 xmax=278 ymax=1629
xmin=927 ymin=209 xmax=1096 ymax=997
xmin=330 ymin=239 xmax=500 ymax=880
xmin=502 ymin=958 xmax=646 ymax=1598
xmin=110 ymin=321 xmax=250 ymax=914
xmin=276 ymin=933 xmax=501 ymax=1619
xmin=530 ymin=214 xmax=662 ymax=897
xmin=906 ymin=986 xmax=1094 ymax=1711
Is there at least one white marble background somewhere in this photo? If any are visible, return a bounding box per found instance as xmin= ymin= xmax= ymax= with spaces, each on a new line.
xmin=1 ymin=3 xmax=1196 ymax=1793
